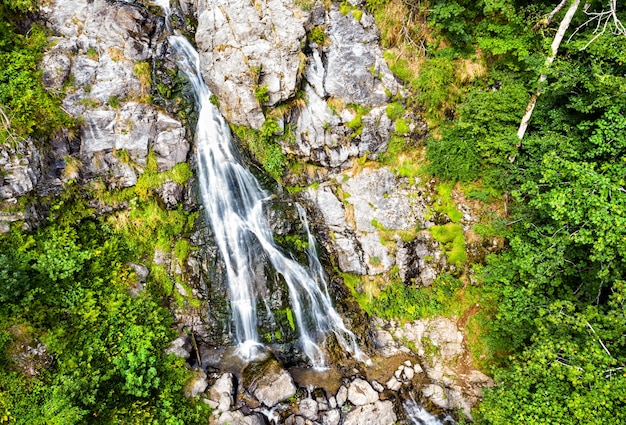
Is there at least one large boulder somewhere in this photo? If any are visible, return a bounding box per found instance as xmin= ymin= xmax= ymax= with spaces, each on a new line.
xmin=242 ymin=356 xmax=297 ymax=407
xmin=343 ymin=400 xmax=396 ymax=425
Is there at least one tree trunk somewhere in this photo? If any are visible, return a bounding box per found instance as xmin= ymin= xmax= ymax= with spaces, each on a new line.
xmin=516 ymin=0 xmax=581 ymax=144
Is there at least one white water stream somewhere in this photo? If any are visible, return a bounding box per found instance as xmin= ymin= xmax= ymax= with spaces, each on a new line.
xmin=159 ymin=2 xmax=366 ymax=368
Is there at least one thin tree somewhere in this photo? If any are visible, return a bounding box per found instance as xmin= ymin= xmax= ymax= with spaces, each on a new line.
xmin=516 ymin=0 xmax=581 ymax=144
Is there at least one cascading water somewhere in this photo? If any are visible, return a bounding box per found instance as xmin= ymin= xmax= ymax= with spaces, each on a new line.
xmin=403 ymin=396 xmax=455 ymax=425
xmin=158 ymin=2 xmax=367 ymax=368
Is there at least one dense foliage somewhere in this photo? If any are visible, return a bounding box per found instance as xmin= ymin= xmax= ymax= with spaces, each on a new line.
xmin=413 ymin=0 xmax=626 ymax=422
xmin=0 ymin=194 xmax=210 ymax=424
xmin=0 ymin=0 xmax=72 ymax=144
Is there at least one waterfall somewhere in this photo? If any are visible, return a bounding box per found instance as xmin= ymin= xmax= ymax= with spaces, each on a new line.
xmin=161 ymin=6 xmax=367 ymax=368
xmin=404 ymin=397 xmax=455 ymax=425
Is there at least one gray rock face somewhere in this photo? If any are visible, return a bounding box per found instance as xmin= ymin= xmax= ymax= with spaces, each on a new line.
xmin=0 ymin=139 xmax=42 ymax=201
xmin=41 ymin=0 xmax=188 ymax=188
xmin=304 ymin=186 xmax=366 ymax=274
xmin=324 ymin=8 xmax=398 ymax=106
xmin=343 ymin=400 xmax=396 ymax=425
xmin=287 ymin=6 xmax=399 ymax=169
xmin=196 ymin=0 xmax=306 ymax=129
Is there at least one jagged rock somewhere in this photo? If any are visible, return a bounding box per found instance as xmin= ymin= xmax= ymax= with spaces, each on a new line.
xmin=0 ymin=139 xmax=42 ymax=201
xmin=304 ymin=186 xmax=366 ymax=274
xmin=298 ymin=398 xmax=318 ymax=420
xmin=165 ymin=334 xmax=192 ymax=359
xmin=41 ymin=0 xmax=188 ymax=187
xmin=196 ymin=0 xmax=306 ymax=129
xmin=343 ymin=400 xmax=396 ymax=425
xmin=158 ymin=180 xmax=184 ymax=209
xmin=347 ymin=378 xmax=379 ymax=406
xmin=153 ymin=113 xmax=188 ymax=171
xmin=324 ymin=8 xmax=398 ymax=106
xmin=242 ymin=356 xmax=297 ymax=407
xmin=208 ymin=373 xmax=236 ymax=413
xmin=41 ymin=52 xmax=71 ymax=89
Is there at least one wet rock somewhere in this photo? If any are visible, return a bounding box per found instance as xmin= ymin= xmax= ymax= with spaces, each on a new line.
xmin=343 ymin=400 xmax=396 ymax=425
xmin=371 ymin=380 xmax=384 ymax=392
xmin=347 ymin=378 xmax=379 ymax=406
xmin=242 ymin=356 xmax=297 ymax=407
xmin=304 ymin=186 xmax=366 ymax=274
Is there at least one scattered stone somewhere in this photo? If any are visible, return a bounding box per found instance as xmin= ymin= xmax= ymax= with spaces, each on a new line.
xmin=335 ymin=385 xmax=348 ymax=407
xmin=320 ymin=409 xmax=341 ymax=425
xmin=371 ymin=380 xmax=384 ymax=393
xmin=403 ymin=366 xmax=415 ymax=381
xmin=385 ymin=376 xmax=401 ymax=392
xmin=185 ymin=369 xmax=208 ymax=398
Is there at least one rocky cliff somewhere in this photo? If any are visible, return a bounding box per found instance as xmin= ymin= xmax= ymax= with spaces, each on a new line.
xmin=0 ymin=0 xmax=499 ymax=422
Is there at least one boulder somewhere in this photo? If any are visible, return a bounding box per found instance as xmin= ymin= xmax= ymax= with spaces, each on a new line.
xmin=347 ymin=378 xmax=379 ymax=406
xmin=242 ymin=356 xmax=297 ymax=407
xmin=298 ymin=398 xmax=318 ymax=420
xmin=343 ymin=400 xmax=396 ymax=425
xmin=208 ymin=373 xmax=236 ymax=413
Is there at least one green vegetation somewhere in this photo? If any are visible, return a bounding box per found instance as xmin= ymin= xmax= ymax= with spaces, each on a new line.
xmin=0 ymin=2 xmax=73 ymax=145
xmin=253 ymin=84 xmax=270 ymax=104
xmin=0 ymin=193 xmax=209 ymax=423
xmin=363 ymin=0 xmax=626 ymax=421
xmin=231 ymin=119 xmax=287 ymax=181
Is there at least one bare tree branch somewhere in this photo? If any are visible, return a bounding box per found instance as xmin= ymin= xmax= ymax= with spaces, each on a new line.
xmin=515 ymin=0 xmax=582 ymax=150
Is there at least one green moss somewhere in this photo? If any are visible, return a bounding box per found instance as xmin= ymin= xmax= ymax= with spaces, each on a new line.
xmin=429 ymin=222 xmax=466 ymax=267
xmin=433 ymin=183 xmax=463 ymax=222
xmin=352 ymin=9 xmax=363 ymax=21
xmin=231 ymin=120 xmax=287 ymax=181
xmin=254 ymin=84 xmax=270 ymax=104
xmin=394 ymin=118 xmax=410 ymax=135
xmin=307 ymin=26 xmax=327 ymax=45
xmin=386 ymin=102 xmax=405 ymax=120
